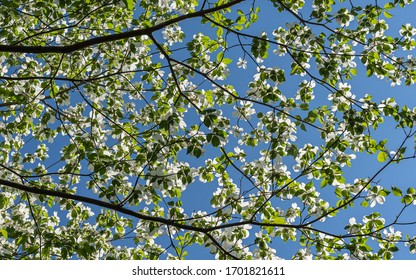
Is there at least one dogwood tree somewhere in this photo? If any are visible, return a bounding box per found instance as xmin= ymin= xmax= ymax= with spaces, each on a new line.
xmin=1 ymin=0 xmax=416 ymax=260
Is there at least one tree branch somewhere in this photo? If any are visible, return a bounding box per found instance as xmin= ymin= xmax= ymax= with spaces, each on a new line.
xmin=0 ymin=0 xmax=244 ymax=54
xmin=0 ymin=178 xmax=201 ymax=232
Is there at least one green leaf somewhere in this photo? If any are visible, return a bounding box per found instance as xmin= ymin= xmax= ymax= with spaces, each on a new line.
xmin=391 ymin=186 xmax=402 ymax=197
xmin=384 ymin=63 xmax=395 ymax=70
xmin=401 ymin=194 xmax=413 ymax=204
xmin=0 ymin=229 xmax=7 ymax=239
xmin=384 ymin=2 xmax=394 ymax=9
xmin=216 ymin=27 xmax=223 ymax=37
xmin=216 ymin=51 xmax=224 ymax=61
xmin=273 ymin=216 xmax=286 ymax=224
xmin=223 ymin=58 xmax=232 ymax=64
xmin=335 ymin=187 xmax=342 ymax=198
xmin=236 ymin=15 xmax=246 ymax=25
xmin=194 ymin=147 xmax=202 ymax=158
xmin=300 ymin=103 xmax=309 ymax=110
xmin=123 ymin=0 xmax=135 ymax=11
xmin=212 ymin=136 xmax=220 ymax=147
xmin=377 ymin=151 xmax=388 ymax=162
xmin=384 ymin=11 xmax=393 ymax=18
xmin=116 ymin=224 xmax=124 ymax=234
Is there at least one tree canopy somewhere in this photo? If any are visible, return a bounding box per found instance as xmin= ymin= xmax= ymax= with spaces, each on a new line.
xmin=1 ymin=0 xmax=416 ymax=260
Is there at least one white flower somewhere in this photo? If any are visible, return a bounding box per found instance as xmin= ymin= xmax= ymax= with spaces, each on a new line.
xmin=234 ymin=146 xmax=243 ymax=154
xmin=366 ymin=185 xmax=386 ymax=207
xmin=237 ymin=57 xmax=247 ymax=69
xmin=286 ymin=203 xmax=299 ymax=223
xmin=338 ymin=82 xmax=351 ymax=91
xmin=255 ymin=57 xmax=264 ymax=63
xmin=295 ymin=248 xmax=313 ymax=260
xmin=342 ymin=59 xmax=357 ymax=68
xmin=383 ymin=226 xmax=402 ymax=240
